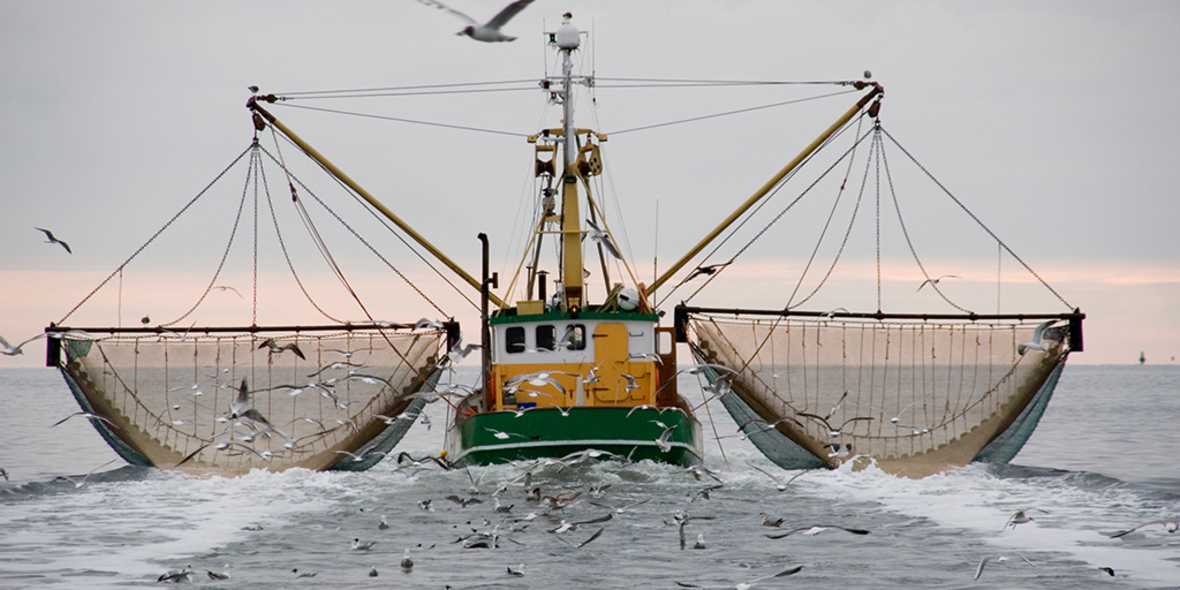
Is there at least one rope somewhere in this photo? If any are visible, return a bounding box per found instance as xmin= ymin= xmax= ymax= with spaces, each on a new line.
xmin=56 ymin=145 xmax=253 ymax=326
xmin=607 ymin=90 xmax=860 ymax=136
xmin=879 ymin=127 xmax=1074 ymax=309
xmin=267 ymin=131 xmax=479 ymax=311
xmin=257 ymin=145 xmax=347 ymax=324
xmin=660 ymin=118 xmax=872 ymax=307
xmin=878 ymin=127 xmax=972 ymax=313
xmin=274 ymin=103 xmax=526 ymax=138
xmin=274 ymin=78 xmax=540 ymax=97
xmin=263 ymin=133 xmax=474 ymax=311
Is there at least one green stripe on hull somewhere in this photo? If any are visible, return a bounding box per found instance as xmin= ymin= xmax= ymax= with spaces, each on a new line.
xmin=446 ymin=407 xmax=703 ymax=467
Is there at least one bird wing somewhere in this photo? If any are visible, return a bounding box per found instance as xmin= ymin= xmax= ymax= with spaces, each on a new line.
xmin=414 ymin=0 xmax=477 ymax=25
xmin=485 ymin=0 xmax=534 ymax=29
xmin=795 ymin=412 xmax=833 ymax=431
xmin=1031 ymin=320 xmax=1055 ymax=344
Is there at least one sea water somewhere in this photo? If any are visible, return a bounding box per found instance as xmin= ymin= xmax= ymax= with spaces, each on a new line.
xmin=1 ymin=365 xmax=1177 ymax=589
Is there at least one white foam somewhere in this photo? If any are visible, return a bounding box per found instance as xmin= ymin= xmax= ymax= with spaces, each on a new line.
xmin=795 ymin=461 xmax=1180 ymax=585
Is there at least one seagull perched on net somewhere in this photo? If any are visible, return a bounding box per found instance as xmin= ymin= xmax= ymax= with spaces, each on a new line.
xmin=1018 ymin=320 xmax=1057 ymax=355
xmin=35 ymin=227 xmax=72 ymax=254
xmin=415 ymin=0 xmax=535 ymax=43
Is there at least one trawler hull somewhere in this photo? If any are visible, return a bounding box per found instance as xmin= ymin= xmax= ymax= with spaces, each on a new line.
xmin=445 ymin=406 xmax=704 ymax=466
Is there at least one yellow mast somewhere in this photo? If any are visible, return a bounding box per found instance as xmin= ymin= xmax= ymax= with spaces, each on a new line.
xmin=556 ymin=16 xmax=583 ymax=311
xmin=248 ymin=99 xmax=507 ymax=309
xmin=649 ymin=83 xmax=884 ymax=293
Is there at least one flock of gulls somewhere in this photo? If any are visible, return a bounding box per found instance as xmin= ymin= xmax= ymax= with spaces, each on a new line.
xmin=131 ymin=444 xmax=1180 ymax=586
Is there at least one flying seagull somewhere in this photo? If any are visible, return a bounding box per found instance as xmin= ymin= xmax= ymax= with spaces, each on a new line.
xmin=1018 ymin=320 xmax=1057 ymax=355
xmin=35 ymin=227 xmax=71 ymax=254
xmin=585 ymin=219 xmax=622 ymax=259
xmin=917 ymin=274 xmax=959 ymax=291
xmin=0 ymin=333 xmax=46 ymax=356
xmin=259 ymin=338 xmax=306 ymax=360
xmin=416 ymin=0 xmax=535 ymax=43
xmin=974 ymin=554 xmax=1035 ymax=580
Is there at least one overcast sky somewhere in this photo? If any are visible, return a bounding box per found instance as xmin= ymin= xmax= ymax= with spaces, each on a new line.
xmin=2 ymin=1 xmax=1178 ymax=366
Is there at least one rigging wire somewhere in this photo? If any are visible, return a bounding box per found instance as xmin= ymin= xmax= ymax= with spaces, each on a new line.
xmin=157 ymin=145 xmax=253 ymax=329
xmin=276 ymin=87 xmax=538 ymax=100
xmin=593 ymin=77 xmax=860 ymax=87
xmin=256 ymin=146 xmax=347 ymax=324
xmin=56 ymin=145 xmax=254 ymax=326
xmin=607 ymin=90 xmax=860 ymax=136
xmin=656 ymin=111 xmax=869 ymax=307
xmin=267 ymin=130 xmax=479 ymax=311
xmin=274 ymin=79 xmax=541 ymax=97
xmin=878 ymin=127 xmax=973 ymax=313
xmin=259 ymin=144 xmax=453 ymax=316
xmin=273 ymin=103 xmax=527 ymax=138
xmin=879 ymin=127 xmax=1074 ymax=310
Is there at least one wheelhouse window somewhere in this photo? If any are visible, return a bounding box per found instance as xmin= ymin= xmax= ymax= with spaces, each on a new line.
xmin=505 ymin=326 xmax=526 ymax=353
xmin=536 ymin=325 xmax=556 ymax=351
xmin=561 ymin=324 xmax=586 ymax=351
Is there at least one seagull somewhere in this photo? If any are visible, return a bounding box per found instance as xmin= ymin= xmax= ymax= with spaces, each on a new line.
xmin=400 ymin=548 xmax=414 ymax=571
xmin=259 ymin=338 xmax=306 ymax=360
xmin=796 ymin=412 xmax=873 ymax=437
xmin=675 ymin=565 xmax=803 ymax=589
xmin=655 ymin=424 xmax=678 ymax=452
xmin=1018 ymin=320 xmax=1057 ymax=355
xmin=379 ymin=515 xmax=390 ymax=530
xmin=445 ymin=495 xmax=483 ymax=507
xmin=368 ymin=566 xmax=379 ymax=577
xmin=416 ymin=0 xmax=535 ymax=42
xmin=765 ymin=524 xmax=870 ymax=538
xmin=35 ymin=227 xmax=72 ymax=254
xmin=1108 ymin=518 xmax=1179 ymax=538
xmin=51 ymin=411 xmax=118 ymax=429
xmin=974 ymin=554 xmax=1035 ymax=580
xmin=1002 ymin=508 xmax=1047 ymax=532
xmin=870 ymin=402 xmax=916 ymax=424
xmin=745 ymin=461 xmax=808 ymax=492
xmin=447 ymin=339 xmax=481 ymax=363
xmin=480 ymin=426 xmax=536 ymax=440
xmin=157 ymin=566 xmax=195 ymax=583
xmin=206 ymin=565 xmax=231 ymax=581
xmin=685 ymin=261 xmax=732 ymax=282
xmin=1098 ymin=567 xmax=1115 ymax=576
xmin=413 ymin=317 xmax=446 ymax=330
xmin=759 ymin=512 xmax=785 ymax=527
xmin=351 ymin=538 xmax=377 ymax=551
xmin=692 ymin=532 xmax=707 ymax=549
xmin=292 ymin=568 xmax=317 ymax=578
xmin=585 ymin=219 xmax=622 ymax=259
xmin=507 ymin=564 xmax=525 ymax=577
xmin=212 ymin=285 xmax=242 ymax=297
xmin=0 ymin=467 xmax=8 ymax=481
xmin=0 ymin=333 xmax=46 ymax=356
xmin=917 ymin=274 xmax=960 ymax=291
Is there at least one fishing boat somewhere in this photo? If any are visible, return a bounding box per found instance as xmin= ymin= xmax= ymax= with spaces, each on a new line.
xmin=44 ymin=13 xmax=1081 ymax=477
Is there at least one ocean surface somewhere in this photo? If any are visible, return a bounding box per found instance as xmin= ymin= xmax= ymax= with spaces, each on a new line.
xmin=1 ymin=364 xmax=1177 ymax=589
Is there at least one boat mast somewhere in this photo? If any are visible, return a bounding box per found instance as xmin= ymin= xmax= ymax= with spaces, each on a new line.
xmin=555 ymin=13 xmax=583 ymax=312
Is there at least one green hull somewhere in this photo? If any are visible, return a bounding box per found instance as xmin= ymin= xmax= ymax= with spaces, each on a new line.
xmin=445 ymin=407 xmax=704 ymax=467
